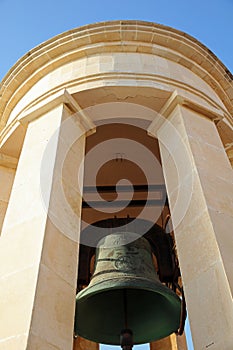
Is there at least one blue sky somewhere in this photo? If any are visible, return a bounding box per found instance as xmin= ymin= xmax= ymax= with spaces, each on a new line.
xmin=0 ymin=0 xmax=232 ymax=80
xmin=0 ymin=1 xmax=232 ymax=349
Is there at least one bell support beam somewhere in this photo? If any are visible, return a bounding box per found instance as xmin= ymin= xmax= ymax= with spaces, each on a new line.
xmin=148 ymin=96 xmax=233 ymax=349
xmin=0 ymin=91 xmax=95 ymax=350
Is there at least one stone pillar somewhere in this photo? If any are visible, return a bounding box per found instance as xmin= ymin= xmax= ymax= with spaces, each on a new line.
xmin=149 ymin=100 xmax=233 ymax=349
xmin=176 ymin=333 xmax=188 ymax=350
xmin=73 ymin=337 xmax=99 ymax=350
xmin=0 ymin=93 xmax=95 ymax=350
xmin=150 ymin=333 xmax=187 ymax=350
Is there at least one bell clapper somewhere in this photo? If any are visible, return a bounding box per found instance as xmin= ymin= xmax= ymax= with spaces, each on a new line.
xmin=120 ymin=290 xmax=134 ymax=350
xmin=123 ymin=289 xmax=129 ymax=329
xmin=120 ymin=329 xmax=134 ymax=350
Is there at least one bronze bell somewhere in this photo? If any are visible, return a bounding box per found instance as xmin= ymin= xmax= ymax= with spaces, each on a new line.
xmin=75 ymin=232 xmax=181 ymax=345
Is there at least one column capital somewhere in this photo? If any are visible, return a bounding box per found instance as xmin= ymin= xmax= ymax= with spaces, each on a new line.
xmin=147 ymin=91 xmax=225 ymax=137
xmin=19 ymin=89 xmax=96 ymax=135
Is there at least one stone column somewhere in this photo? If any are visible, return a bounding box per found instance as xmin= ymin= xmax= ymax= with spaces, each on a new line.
xmin=73 ymin=336 xmax=99 ymax=350
xmin=176 ymin=333 xmax=188 ymax=350
xmin=150 ymin=333 xmax=187 ymax=350
xmin=149 ymin=99 xmax=233 ymax=349
xmin=0 ymin=92 xmax=95 ymax=350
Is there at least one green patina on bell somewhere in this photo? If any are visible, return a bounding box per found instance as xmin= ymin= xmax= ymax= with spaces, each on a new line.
xmin=75 ymin=232 xmax=181 ymax=345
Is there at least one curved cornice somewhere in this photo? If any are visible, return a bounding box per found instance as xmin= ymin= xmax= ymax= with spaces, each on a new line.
xmin=0 ymin=20 xmax=232 ymax=125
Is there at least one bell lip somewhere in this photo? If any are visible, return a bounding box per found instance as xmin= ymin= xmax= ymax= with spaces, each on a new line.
xmin=76 ymin=278 xmax=181 ymax=345
xmin=75 ymin=277 xmax=181 ymax=345
xmin=76 ymin=276 xmax=181 ymax=304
